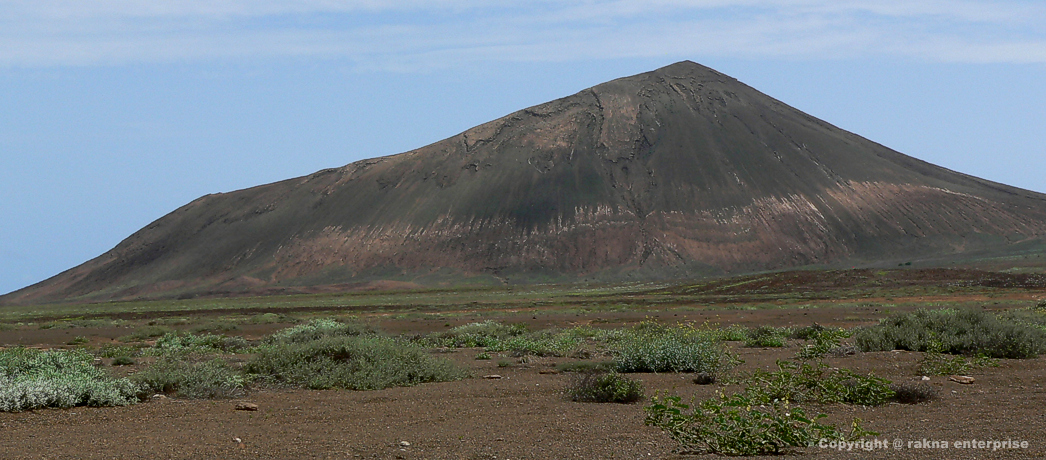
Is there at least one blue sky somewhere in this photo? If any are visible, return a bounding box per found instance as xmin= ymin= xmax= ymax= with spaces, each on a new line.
xmin=2 ymin=1 xmax=1045 ymax=295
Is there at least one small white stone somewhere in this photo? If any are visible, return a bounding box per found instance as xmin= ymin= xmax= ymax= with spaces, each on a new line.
xmin=400 ymin=441 xmax=411 ymax=447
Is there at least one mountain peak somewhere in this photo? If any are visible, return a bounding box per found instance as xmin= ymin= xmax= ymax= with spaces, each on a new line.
xmin=4 ymin=63 xmax=1046 ymax=305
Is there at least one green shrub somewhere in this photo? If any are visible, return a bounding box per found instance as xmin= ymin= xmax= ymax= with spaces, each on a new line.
xmin=796 ymin=328 xmax=851 ymax=359
xmin=692 ymin=372 xmax=716 ymax=385
xmin=98 ymin=345 xmax=139 ymax=359
xmin=744 ymin=360 xmax=894 ymax=406
xmin=189 ymin=321 xmax=239 ymax=334
xmin=111 ymin=356 xmax=136 ymax=366
xmin=556 ymin=361 xmax=615 ymax=373
xmin=427 ymin=321 xmax=527 ymax=348
xmin=133 ymin=357 xmax=245 ymax=399
xmin=147 ymin=332 xmax=250 ymax=355
xmin=645 ymin=393 xmax=871 ymax=455
xmin=486 ymin=329 xmax=584 ymax=357
xmin=712 ymin=324 xmax=750 ymax=342
xmin=854 ymin=309 xmax=1046 ymax=359
xmin=998 ymin=307 xmax=1046 ymax=332
xmin=0 ymin=348 xmax=140 ymax=412
xmin=567 ymin=372 xmax=643 ymax=403
xmin=745 ymin=326 xmax=786 ymax=348
xmin=266 ymin=319 xmax=379 ymax=344
xmin=788 ymin=324 xmax=829 ymax=340
xmin=889 ymin=382 xmax=938 ymax=404
xmin=246 ymin=335 xmax=467 ymax=390
xmin=249 ymin=313 xmax=297 ymax=324
xmin=118 ymin=326 xmax=174 ymax=343
xmin=614 ymin=323 xmax=729 ymax=374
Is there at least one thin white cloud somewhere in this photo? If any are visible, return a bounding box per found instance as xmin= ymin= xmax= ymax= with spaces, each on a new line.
xmin=0 ymin=0 xmax=1044 ymax=67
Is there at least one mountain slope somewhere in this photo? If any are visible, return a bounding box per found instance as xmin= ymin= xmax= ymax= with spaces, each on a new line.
xmin=6 ymin=61 xmax=1046 ymax=304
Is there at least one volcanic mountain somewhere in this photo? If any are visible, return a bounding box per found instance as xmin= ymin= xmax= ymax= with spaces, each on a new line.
xmin=6 ymin=61 xmax=1046 ymax=304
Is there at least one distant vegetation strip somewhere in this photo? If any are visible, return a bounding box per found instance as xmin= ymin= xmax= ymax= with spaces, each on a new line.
xmin=1 ymin=305 xmax=1043 ymax=423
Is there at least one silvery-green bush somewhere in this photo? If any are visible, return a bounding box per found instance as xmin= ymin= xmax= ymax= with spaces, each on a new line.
xmin=614 ymin=322 xmax=729 ymax=374
xmin=266 ymin=318 xmax=378 ymax=344
xmin=0 ymin=348 xmax=140 ymax=412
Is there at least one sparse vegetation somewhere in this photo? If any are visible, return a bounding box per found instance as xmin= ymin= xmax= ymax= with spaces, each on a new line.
xmin=189 ymin=321 xmax=239 ymax=334
xmin=248 ymin=313 xmax=298 ymax=324
xmin=567 ymin=372 xmax=644 ymax=403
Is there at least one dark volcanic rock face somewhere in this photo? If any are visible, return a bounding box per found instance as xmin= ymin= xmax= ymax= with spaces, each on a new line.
xmin=7 ymin=61 xmax=1046 ymax=304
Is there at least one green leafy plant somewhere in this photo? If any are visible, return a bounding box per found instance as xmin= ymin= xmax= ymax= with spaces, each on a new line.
xmin=645 ymin=393 xmax=873 ymax=455
xmin=744 ymin=360 xmax=894 ymax=406
xmin=567 ymin=372 xmax=644 ymax=403
xmin=916 ymin=351 xmax=998 ymax=376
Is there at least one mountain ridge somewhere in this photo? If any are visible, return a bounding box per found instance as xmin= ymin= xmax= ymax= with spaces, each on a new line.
xmin=5 ymin=60 xmax=1046 ymax=305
